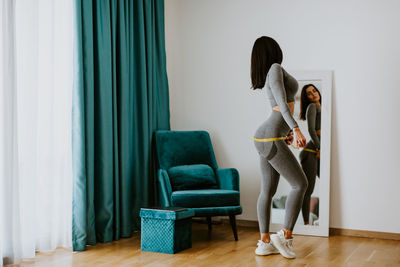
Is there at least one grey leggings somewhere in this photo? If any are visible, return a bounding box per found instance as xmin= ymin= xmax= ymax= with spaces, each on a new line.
xmin=254 ymin=112 xmax=308 ymax=233
xmin=299 ymin=142 xmax=320 ymax=223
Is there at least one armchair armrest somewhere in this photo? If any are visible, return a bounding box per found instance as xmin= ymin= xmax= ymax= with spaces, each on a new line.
xmin=216 ymin=168 xmax=240 ymax=191
xmin=157 ymin=169 xmax=173 ymax=207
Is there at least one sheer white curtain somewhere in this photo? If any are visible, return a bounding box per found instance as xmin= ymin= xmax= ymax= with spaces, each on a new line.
xmin=1 ymin=0 xmax=74 ymax=265
xmin=1 ymin=0 xmax=21 ymax=265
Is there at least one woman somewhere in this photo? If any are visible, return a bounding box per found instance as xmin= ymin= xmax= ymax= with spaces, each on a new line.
xmin=251 ymin=36 xmax=308 ymax=259
xmin=299 ymin=84 xmax=322 ymax=225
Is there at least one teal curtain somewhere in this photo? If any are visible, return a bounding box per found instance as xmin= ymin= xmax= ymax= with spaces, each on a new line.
xmin=72 ymin=0 xmax=170 ymax=251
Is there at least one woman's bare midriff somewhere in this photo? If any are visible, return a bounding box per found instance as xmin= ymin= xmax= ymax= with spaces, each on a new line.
xmin=272 ymin=102 xmax=295 ymax=115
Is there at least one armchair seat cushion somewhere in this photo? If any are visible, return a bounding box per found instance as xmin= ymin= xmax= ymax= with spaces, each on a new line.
xmin=171 ymin=189 xmax=240 ymax=208
xmin=167 ymin=164 xmax=218 ymax=191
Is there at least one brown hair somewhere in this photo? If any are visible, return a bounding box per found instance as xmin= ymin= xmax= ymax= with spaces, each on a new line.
xmin=300 ymin=84 xmax=322 ymax=120
xmin=250 ymin=36 xmax=283 ymax=89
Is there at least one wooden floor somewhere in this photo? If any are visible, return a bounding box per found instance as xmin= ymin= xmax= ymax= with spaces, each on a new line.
xmin=20 ymin=222 xmax=400 ymax=267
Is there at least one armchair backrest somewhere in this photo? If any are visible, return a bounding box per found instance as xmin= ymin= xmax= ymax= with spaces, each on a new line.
xmin=155 ymin=130 xmax=218 ymax=170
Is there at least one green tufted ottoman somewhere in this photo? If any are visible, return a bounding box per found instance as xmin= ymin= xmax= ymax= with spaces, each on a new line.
xmin=140 ymin=207 xmax=195 ymax=254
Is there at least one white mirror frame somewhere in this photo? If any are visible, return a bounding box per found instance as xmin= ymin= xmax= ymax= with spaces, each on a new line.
xmin=269 ymin=70 xmax=332 ymax=237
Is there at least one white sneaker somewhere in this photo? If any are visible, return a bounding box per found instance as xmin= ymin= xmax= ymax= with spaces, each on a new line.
xmin=270 ymin=230 xmax=296 ymax=259
xmin=254 ymin=240 xmax=279 ymax=256
xmin=309 ymin=212 xmax=318 ymax=225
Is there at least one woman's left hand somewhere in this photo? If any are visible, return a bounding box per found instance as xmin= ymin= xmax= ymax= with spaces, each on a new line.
xmin=293 ymin=127 xmax=307 ymax=148
xmin=316 ymin=150 xmax=320 ymax=159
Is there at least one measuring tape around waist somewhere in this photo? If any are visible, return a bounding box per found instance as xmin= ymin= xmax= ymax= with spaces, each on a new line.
xmin=303 ymin=148 xmax=317 ymax=153
xmin=253 ymin=137 xmax=287 ymax=142
xmin=253 ymin=137 xmax=318 ymax=153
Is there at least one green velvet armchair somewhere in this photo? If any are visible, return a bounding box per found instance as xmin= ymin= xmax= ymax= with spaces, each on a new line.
xmin=155 ymin=130 xmax=242 ymax=241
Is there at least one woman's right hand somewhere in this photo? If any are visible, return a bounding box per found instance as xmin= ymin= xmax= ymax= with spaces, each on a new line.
xmin=293 ymin=127 xmax=306 ymax=148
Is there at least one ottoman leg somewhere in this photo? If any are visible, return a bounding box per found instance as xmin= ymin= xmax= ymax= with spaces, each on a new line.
xmin=229 ymin=215 xmax=238 ymax=241
xmin=207 ymin=216 xmax=212 ymax=231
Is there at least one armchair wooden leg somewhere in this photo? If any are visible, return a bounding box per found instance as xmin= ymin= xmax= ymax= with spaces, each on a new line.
xmin=207 ymin=216 xmax=212 ymax=231
xmin=229 ymin=215 xmax=238 ymax=241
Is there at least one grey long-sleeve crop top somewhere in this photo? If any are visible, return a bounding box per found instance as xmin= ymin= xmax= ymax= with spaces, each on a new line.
xmin=266 ymin=63 xmax=299 ymax=129
xmin=306 ymin=103 xmax=321 ymax=149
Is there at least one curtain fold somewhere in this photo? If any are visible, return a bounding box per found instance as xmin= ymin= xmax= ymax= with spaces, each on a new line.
xmin=1 ymin=0 xmax=74 ymax=265
xmin=73 ymin=0 xmax=170 ymax=251
xmin=1 ymin=1 xmax=20 ymax=265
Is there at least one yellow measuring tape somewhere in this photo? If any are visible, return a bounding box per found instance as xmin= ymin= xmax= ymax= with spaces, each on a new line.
xmin=253 ymin=137 xmax=287 ymax=142
xmin=253 ymin=137 xmax=317 ymax=153
xmin=303 ymin=148 xmax=317 ymax=153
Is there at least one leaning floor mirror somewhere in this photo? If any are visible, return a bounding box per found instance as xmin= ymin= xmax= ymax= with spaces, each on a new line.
xmin=270 ymin=70 xmax=332 ymax=237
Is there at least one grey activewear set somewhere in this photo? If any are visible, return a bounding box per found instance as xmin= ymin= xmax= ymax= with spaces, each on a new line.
xmin=299 ymin=103 xmax=321 ymax=223
xmin=254 ymin=63 xmax=308 ymax=233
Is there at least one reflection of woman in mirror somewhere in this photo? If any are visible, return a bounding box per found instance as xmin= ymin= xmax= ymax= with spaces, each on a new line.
xmin=251 ymin=36 xmax=308 ymax=259
xmin=299 ymin=84 xmax=321 ymax=225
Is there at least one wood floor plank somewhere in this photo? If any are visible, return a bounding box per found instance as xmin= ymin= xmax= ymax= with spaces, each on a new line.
xmin=20 ymin=222 xmax=400 ymax=267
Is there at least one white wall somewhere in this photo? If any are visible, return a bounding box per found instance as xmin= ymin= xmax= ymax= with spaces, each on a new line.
xmin=165 ymin=0 xmax=400 ymax=233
